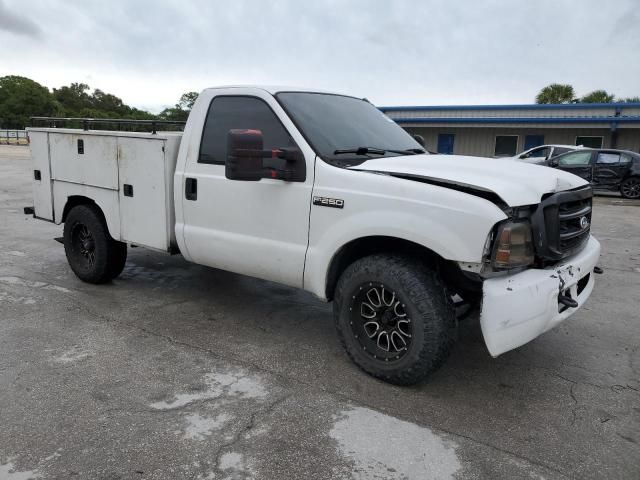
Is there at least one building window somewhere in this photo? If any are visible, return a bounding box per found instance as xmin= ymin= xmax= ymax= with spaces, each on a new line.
xmin=437 ymin=134 xmax=455 ymax=154
xmin=524 ymin=134 xmax=544 ymax=150
xmin=576 ymin=136 xmax=603 ymax=148
xmin=494 ymin=135 xmax=518 ymax=157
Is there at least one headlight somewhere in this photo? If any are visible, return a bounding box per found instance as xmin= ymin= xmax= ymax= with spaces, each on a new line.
xmin=491 ymin=220 xmax=534 ymax=269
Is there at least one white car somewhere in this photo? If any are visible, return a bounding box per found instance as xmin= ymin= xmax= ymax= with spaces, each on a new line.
xmin=26 ymin=86 xmax=601 ymax=385
xmin=512 ymin=144 xmax=585 ymax=164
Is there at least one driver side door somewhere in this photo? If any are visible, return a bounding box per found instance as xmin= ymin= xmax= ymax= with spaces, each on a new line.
xmin=180 ymin=93 xmax=314 ymax=288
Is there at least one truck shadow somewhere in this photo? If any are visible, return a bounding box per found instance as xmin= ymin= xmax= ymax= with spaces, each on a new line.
xmin=111 ymin=247 xmax=549 ymax=400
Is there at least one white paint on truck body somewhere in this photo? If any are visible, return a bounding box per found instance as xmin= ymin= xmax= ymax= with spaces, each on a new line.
xmin=27 ymin=128 xmax=182 ymax=252
xmin=481 ymin=236 xmax=600 ymax=356
xmin=174 ymin=87 xmax=317 ymax=288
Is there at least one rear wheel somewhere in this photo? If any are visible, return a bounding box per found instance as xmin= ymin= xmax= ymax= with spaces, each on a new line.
xmin=333 ymin=254 xmax=457 ymax=385
xmin=63 ymin=204 xmax=127 ymax=284
xmin=620 ymin=177 xmax=640 ymax=199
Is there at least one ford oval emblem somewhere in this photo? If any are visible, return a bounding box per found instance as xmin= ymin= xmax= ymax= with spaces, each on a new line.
xmin=580 ymin=216 xmax=589 ymax=229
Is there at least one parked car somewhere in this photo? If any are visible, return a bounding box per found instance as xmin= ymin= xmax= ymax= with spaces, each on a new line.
xmin=511 ymin=144 xmax=584 ymax=164
xmin=548 ymin=149 xmax=640 ymax=199
xmin=26 ymin=86 xmax=601 ymax=385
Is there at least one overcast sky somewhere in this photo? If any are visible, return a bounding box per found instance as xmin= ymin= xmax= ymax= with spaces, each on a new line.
xmin=1 ymin=0 xmax=638 ymax=112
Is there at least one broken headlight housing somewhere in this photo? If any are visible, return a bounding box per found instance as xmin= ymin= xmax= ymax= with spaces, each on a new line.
xmin=491 ymin=220 xmax=535 ymax=270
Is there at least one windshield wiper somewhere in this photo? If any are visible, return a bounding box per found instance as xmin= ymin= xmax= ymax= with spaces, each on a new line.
xmin=333 ymin=147 xmax=425 ymax=156
xmin=386 ymin=148 xmax=426 ymax=155
xmin=334 ymin=147 xmax=387 ymax=156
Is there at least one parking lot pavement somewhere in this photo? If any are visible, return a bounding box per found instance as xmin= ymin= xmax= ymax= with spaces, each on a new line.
xmin=0 ymin=144 xmax=638 ymax=480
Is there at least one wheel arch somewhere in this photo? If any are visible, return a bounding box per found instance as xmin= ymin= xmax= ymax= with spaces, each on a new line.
xmin=60 ymin=195 xmax=119 ymax=240
xmin=325 ymin=236 xmax=451 ymax=301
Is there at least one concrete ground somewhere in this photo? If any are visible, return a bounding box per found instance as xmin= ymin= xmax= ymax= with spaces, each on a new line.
xmin=0 ymin=144 xmax=638 ymax=480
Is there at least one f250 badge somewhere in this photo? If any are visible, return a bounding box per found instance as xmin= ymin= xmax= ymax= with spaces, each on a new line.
xmin=313 ymin=196 xmax=344 ymax=209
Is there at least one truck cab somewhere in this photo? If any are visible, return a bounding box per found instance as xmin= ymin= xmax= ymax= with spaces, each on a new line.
xmin=27 ymin=86 xmax=601 ymax=385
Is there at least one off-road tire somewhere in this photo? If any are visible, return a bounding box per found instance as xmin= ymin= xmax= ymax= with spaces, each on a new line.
xmin=63 ymin=204 xmax=127 ymax=284
xmin=107 ymin=241 xmax=128 ymax=280
xmin=334 ymin=254 xmax=457 ymax=385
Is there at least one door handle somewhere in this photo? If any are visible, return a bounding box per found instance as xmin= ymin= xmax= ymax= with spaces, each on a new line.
xmin=185 ymin=178 xmax=197 ymax=200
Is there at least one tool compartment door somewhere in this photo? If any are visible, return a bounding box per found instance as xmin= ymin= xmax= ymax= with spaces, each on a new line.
xmin=49 ymin=132 xmax=119 ymax=189
xmin=117 ymin=137 xmax=170 ymax=251
xmin=29 ymin=131 xmax=54 ymax=220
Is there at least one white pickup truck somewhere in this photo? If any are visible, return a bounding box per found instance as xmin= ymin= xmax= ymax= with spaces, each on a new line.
xmin=27 ymin=86 xmax=601 ymax=385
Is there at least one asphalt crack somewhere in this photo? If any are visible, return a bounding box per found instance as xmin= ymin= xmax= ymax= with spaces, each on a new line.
xmin=209 ymin=393 xmax=291 ymax=478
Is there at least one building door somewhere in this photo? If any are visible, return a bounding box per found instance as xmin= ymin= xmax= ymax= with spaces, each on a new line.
xmin=524 ymin=135 xmax=544 ymax=150
xmin=437 ymin=134 xmax=455 ymax=154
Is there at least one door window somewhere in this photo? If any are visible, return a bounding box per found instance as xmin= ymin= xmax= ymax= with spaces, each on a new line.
xmin=494 ymin=136 xmax=518 ymax=156
xmin=526 ymin=146 xmax=551 ymax=158
xmin=557 ymin=151 xmax=592 ymax=166
xmin=596 ymin=152 xmax=621 ymax=164
xmin=551 ymin=147 xmax=572 ymax=157
xmin=199 ymin=96 xmax=298 ymax=171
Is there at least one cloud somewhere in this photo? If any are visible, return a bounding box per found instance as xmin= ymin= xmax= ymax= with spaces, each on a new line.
xmin=0 ymin=0 xmax=638 ymax=110
xmin=0 ymin=0 xmax=42 ymax=38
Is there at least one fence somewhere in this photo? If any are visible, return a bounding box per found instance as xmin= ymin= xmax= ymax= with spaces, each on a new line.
xmin=0 ymin=130 xmax=29 ymax=145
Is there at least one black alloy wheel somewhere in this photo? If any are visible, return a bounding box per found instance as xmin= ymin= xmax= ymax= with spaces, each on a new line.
xmin=70 ymin=223 xmax=97 ymax=269
xmin=349 ymin=284 xmax=412 ymax=362
xmin=620 ymin=177 xmax=640 ymax=199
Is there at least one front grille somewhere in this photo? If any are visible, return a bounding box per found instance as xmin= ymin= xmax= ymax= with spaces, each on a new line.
xmin=531 ymin=186 xmax=592 ymax=262
xmin=558 ymin=198 xmax=592 ymax=251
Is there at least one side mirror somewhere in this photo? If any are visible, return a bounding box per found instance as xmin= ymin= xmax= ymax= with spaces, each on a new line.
xmin=226 ymin=129 xmax=264 ymax=181
xmin=549 ymin=159 xmax=559 ymax=167
xmin=412 ymin=134 xmax=425 ymax=147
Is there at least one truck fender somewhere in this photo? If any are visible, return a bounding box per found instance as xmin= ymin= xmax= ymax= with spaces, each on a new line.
xmin=55 ymin=188 xmax=121 ymax=241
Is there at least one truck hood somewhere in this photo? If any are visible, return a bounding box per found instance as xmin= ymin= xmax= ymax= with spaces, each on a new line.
xmin=348 ymin=154 xmax=588 ymax=207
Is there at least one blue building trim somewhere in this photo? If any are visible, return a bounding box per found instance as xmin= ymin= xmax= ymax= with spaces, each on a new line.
xmin=379 ymin=103 xmax=640 ymax=112
xmin=388 ymin=116 xmax=640 ymax=125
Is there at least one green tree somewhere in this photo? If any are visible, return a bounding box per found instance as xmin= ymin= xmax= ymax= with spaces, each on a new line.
xmin=0 ymin=75 xmax=58 ymax=128
xmin=579 ymin=90 xmax=615 ymax=103
xmin=535 ymin=83 xmax=576 ymax=104
xmin=52 ymin=82 xmax=157 ymax=121
xmin=620 ymin=96 xmax=640 ymax=103
xmin=52 ymin=83 xmax=92 ymax=114
xmin=178 ymin=91 xmax=198 ymax=110
xmin=91 ymin=88 xmax=127 ymax=115
xmin=159 ymin=91 xmax=199 ymax=121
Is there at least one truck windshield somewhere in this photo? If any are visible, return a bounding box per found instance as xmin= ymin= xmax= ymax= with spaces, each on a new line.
xmin=276 ymin=92 xmax=425 ymax=165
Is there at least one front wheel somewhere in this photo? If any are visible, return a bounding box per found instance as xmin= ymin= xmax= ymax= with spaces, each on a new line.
xmin=63 ymin=204 xmax=127 ymax=284
xmin=620 ymin=177 xmax=640 ymax=199
xmin=333 ymin=254 xmax=457 ymax=385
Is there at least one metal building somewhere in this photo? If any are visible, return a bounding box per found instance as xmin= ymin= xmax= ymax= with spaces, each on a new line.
xmin=379 ymin=103 xmax=640 ymax=157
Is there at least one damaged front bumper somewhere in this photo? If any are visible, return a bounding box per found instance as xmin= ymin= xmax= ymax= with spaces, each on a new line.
xmin=480 ymin=236 xmax=601 ymax=357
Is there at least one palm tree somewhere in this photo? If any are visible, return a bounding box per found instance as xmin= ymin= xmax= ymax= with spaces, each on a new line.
xmin=580 ymin=90 xmax=615 ymax=103
xmin=535 ymin=84 xmax=576 ymax=104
